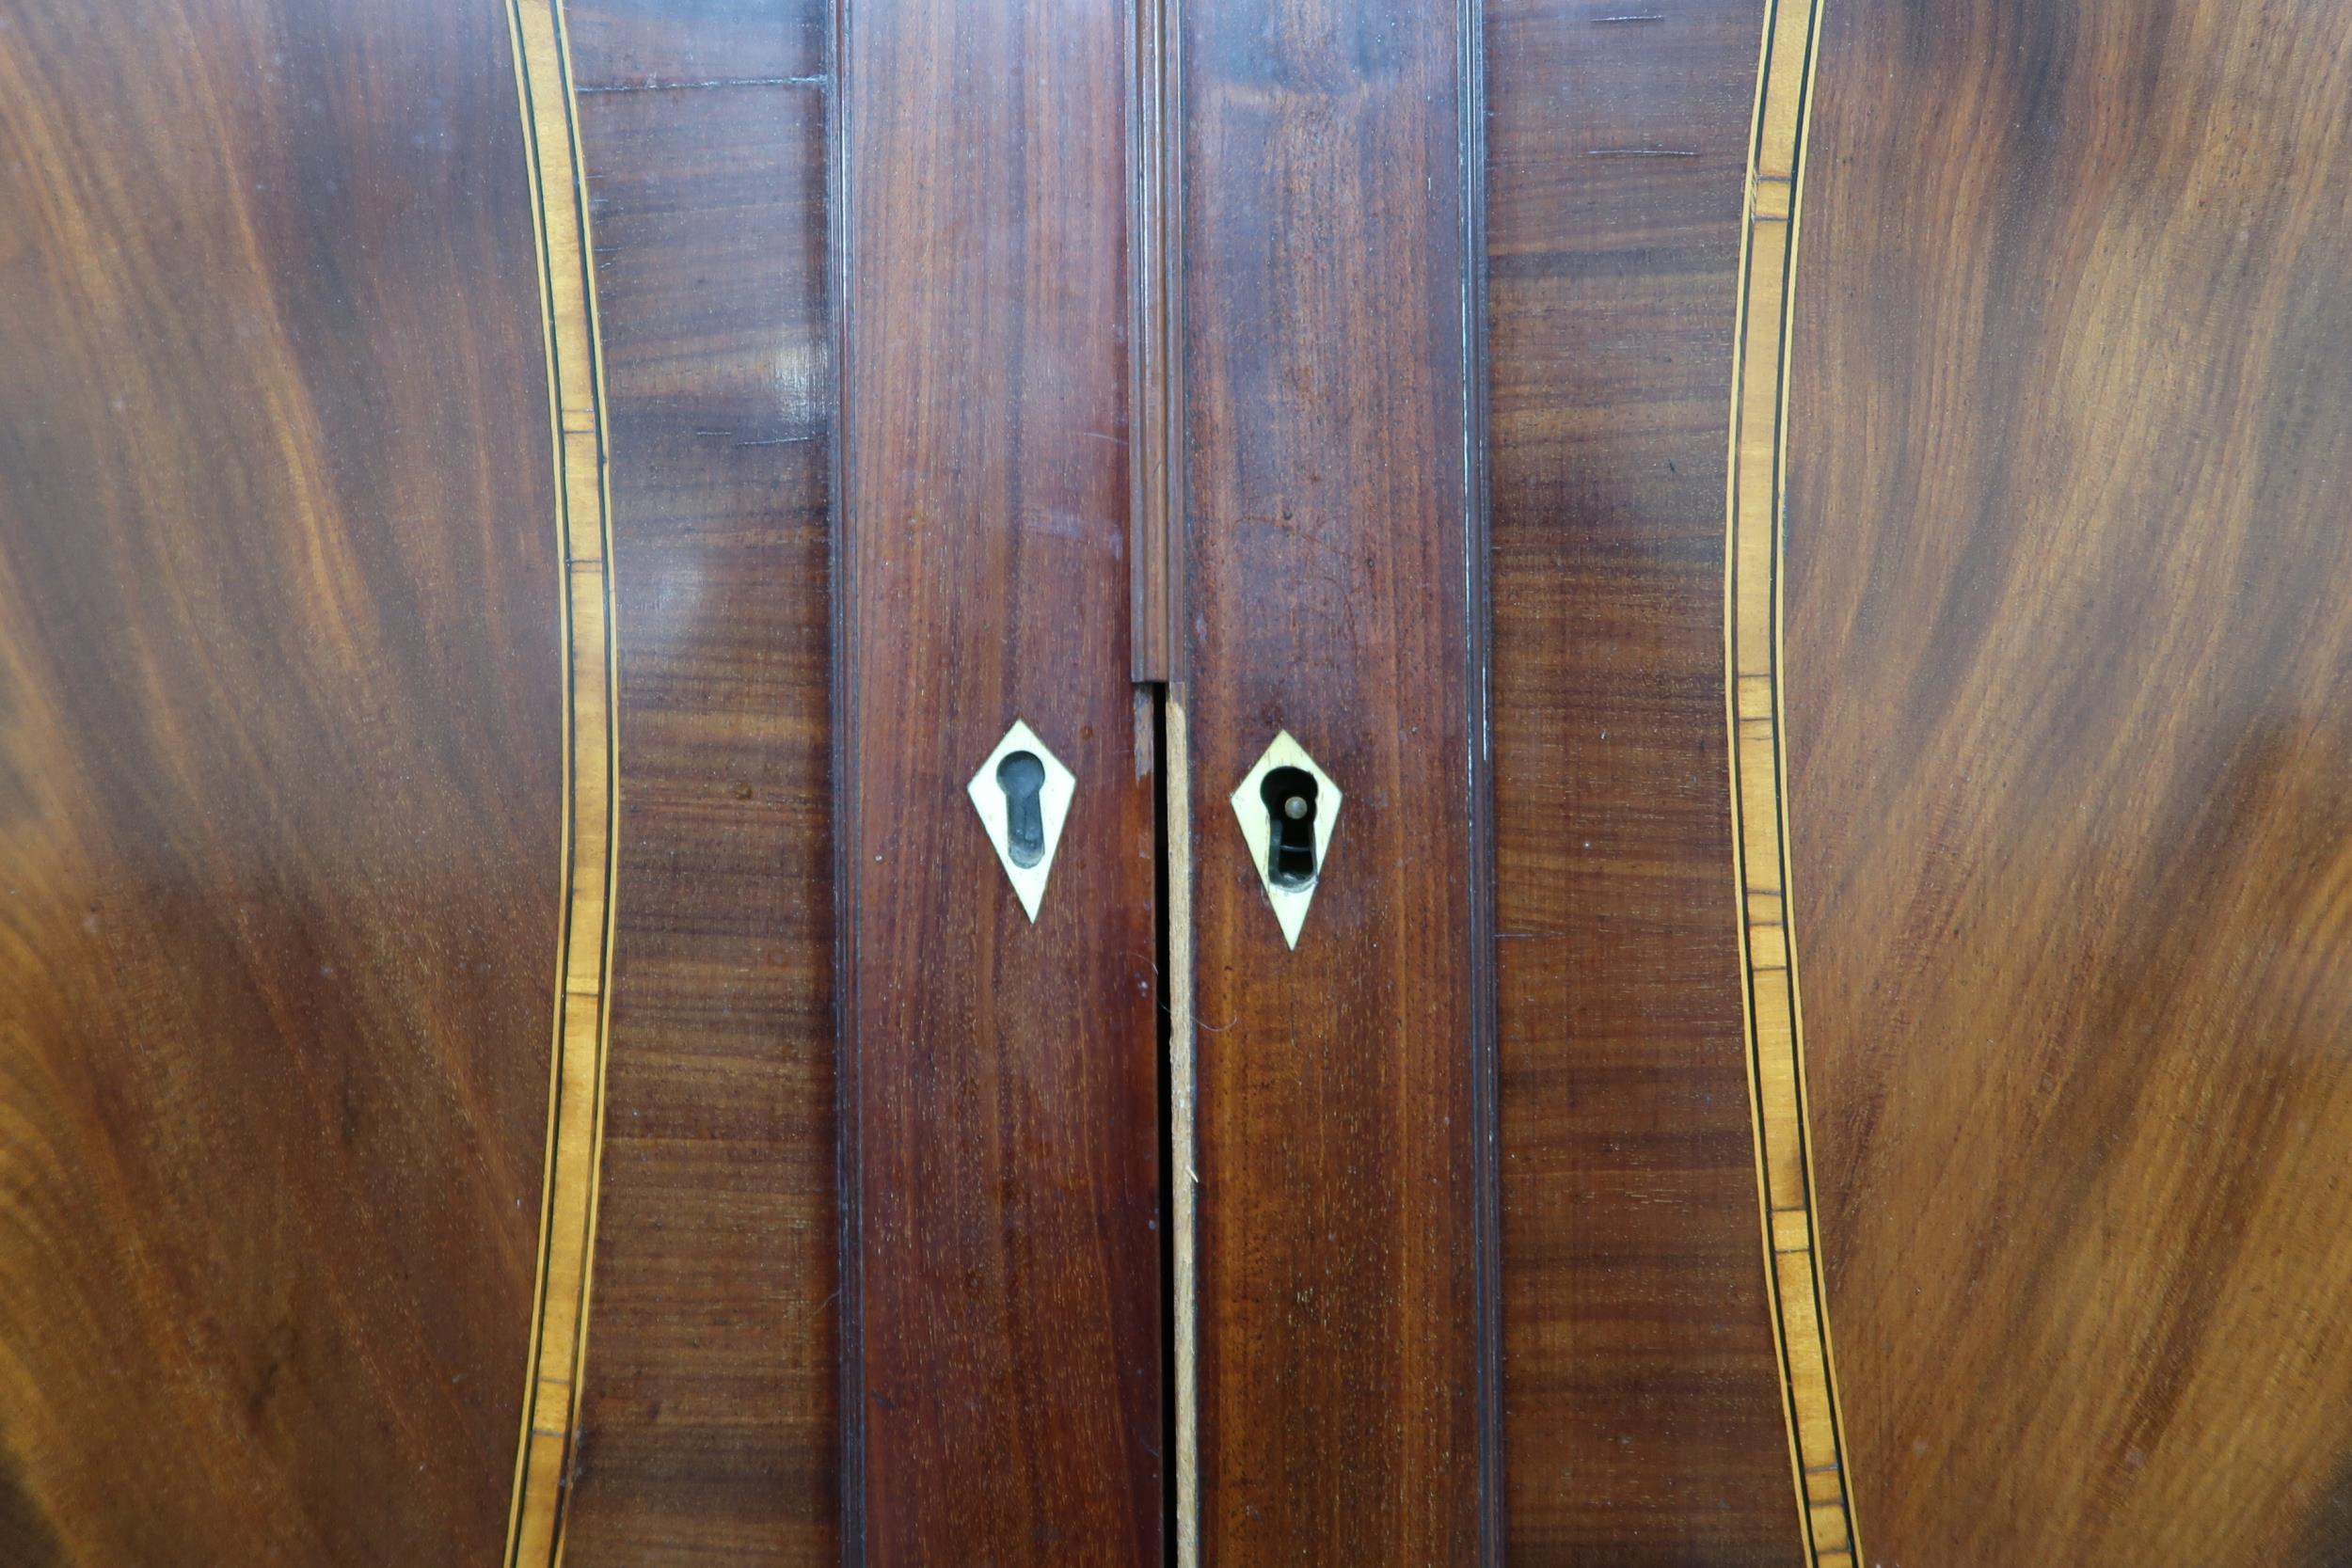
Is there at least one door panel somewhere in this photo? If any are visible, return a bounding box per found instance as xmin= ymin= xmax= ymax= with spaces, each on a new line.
xmin=0 ymin=0 xmax=559 ymax=1560
xmin=1486 ymin=0 xmax=1809 ymax=1560
xmin=1789 ymin=3 xmax=2352 ymax=1562
xmin=558 ymin=1 xmax=840 ymax=1559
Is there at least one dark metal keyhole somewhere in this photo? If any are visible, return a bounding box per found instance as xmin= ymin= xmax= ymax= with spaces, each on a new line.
xmin=997 ymin=750 xmax=1048 ymax=868
xmin=1260 ymin=766 xmax=1319 ymax=890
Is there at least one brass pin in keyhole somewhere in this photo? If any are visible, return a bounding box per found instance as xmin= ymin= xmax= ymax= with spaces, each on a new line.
xmin=1259 ymin=765 xmax=1321 ymax=891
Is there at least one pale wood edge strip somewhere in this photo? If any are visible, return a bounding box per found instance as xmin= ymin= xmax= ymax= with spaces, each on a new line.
xmin=1167 ymin=689 xmax=1200 ymax=1568
xmin=502 ymin=1 xmax=619 ymax=1563
xmin=1723 ymin=0 xmax=1861 ymax=1563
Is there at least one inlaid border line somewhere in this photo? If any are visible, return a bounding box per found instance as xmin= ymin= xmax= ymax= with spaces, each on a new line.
xmin=502 ymin=0 xmax=619 ymax=1561
xmin=1723 ymin=0 xmax=1861 ymax=1562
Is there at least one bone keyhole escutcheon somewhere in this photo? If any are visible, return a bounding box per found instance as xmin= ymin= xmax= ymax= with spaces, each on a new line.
xmin=1230 ymin=732 xmax=1343 ymax=949
xmin=966 ymin=720 xmax=1076 ymax=923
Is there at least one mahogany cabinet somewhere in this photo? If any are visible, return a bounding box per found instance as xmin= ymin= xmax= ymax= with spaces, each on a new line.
xmin=5 ymin=0 xmax=2352 ymax=1563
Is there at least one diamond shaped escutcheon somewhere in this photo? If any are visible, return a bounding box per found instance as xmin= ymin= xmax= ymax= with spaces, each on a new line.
xmin=966 ymin=719 xmax=1075 ymax=923
xmin=1230 ymin=730 xmax=1341 ymax=949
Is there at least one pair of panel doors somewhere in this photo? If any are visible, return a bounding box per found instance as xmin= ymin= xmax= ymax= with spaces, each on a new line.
xmin=8 ymin=0 xmax=2352 ymax=1563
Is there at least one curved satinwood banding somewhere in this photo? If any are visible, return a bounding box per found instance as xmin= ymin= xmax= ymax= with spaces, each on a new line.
xmin=502 ymin=0 xmax=618 ymax=1560
xmin=1724 ymin=0 xmax=1860 ymax=1560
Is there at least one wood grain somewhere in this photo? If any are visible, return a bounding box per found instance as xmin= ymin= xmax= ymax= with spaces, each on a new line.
xmin=1787 ymin=3 xmax=2352 ymax=1562
xmin=1183 ymin=0 xmax=1491 ymax=1560
xmin=1485 ymin=1 xmax=1811 ymax=1560
xmin=0 ymin=0 xmax=561 ymax=1560
xmin=839 ymin=0 xmax=1164 ymax=1560
xmin=555 ymin=1 xmax=840 ymax=1560
xmin=1129 ymin=0 xmax=1185 ymax=684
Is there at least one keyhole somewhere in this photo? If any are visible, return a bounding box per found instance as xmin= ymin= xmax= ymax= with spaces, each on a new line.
xmin=997 ymin=750 xmax=1048 ymax=868
xmin=1260 ymin=766 xmax=1319 ymax=890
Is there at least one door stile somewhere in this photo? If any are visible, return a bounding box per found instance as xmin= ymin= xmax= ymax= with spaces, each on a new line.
xmin=833 ymin=0 xmax=1166 ymax=1559
xmin=1181 ymin=0 xmax=1501 ymax=1559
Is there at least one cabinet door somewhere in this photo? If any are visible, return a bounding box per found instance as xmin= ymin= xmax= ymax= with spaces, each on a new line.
xmin=0 ymin=1 xmax=1160 ymax=1564
xmin=1182 ymin=2 xmax=2352 ymax=1566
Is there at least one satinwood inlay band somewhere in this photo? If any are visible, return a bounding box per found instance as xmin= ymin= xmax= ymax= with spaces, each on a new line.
xmin=502 ymin=0 xmax=618 ymax=1560
xmin=1724 ymin=0 xmax=1862 ymax=1560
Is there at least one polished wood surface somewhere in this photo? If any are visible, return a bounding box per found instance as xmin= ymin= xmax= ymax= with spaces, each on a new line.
xmin=1788 ymin=3 xmax=2352 ymax=1563
xmin=558 ymin=1 xmax=840 ymax=1560
xmin=838 ymin=0 xmax=1163 ymax=1559
xmin=1486 ymin=1 xmax=1813 ymax=1560
xmin=0 ymin=0 xmax=559 ymax=1560
xmin=12 ymin=4 xmax=2352 ymax=1561
xmin=1129 ymin=0 xmax=1184 ymax=686
xmin=1183 ymin=0 xmax=1491 ymax=1560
